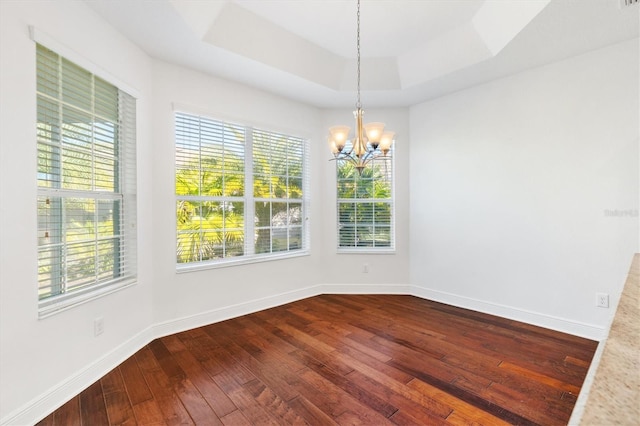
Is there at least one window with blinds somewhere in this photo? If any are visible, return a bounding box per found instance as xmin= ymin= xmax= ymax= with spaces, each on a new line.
xmin=175 ymin=112 xmax=308 ymax=268
xmin=337 ymin=152 xmax=394 ymax=250
xmin=36 ymin=44 xmax=137 ymax=314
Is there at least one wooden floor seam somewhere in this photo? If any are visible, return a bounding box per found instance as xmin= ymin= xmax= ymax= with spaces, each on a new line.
xmin=37 ymin=294 xmax=597 ymax=425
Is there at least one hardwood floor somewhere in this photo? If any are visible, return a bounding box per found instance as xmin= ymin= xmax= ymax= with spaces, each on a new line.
xmin=36 ymin=295 xmax=598 ymax=425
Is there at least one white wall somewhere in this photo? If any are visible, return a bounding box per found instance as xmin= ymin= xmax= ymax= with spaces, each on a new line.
xmin=410 ymin=38 xmax=639 ymax=339
xmin=0 ymin=4 xmax=412 ymax=420
xmin=149 ymin=60 xmax=325 ymax=329
xmin=0 ymin=1 xmax=154 ymax=424
xmin=148 ymin=62 xmax=412 ymax=332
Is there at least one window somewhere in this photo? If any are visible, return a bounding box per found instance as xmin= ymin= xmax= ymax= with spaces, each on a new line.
xmin=337 ymin=151 xmax=394 ymax=250
xmin=36 ymin=44 xmax=137 ymax=315
xmin=175 ymin=112 xmax=308 ymax=268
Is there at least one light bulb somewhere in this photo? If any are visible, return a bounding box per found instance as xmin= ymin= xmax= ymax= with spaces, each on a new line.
xmin=329 ymin=126 xmax=350 ymax=144
xmin=327 ymin=138 xmax=339 ymax=154
xmin=364 ymin=122 xmax=385 ymax=145
xmin=379 ymin=131 xmax=395 ymax=154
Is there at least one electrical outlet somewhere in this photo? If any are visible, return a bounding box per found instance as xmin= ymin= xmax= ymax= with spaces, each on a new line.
xmin=596 ymin=293 xmax=609 ymax=308
xmin=363 ymin=263 xmax=369 ymax=273
xmin=94 ymin=317 xmax=104 ymax=336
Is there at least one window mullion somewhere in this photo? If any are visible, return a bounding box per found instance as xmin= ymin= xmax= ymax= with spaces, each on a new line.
xmin=198 ymin=202 xmax=204 ymax=262
xmin=198 ymin=120 xmax=204 ymax=262
xmin=245 ymin=128 xmax=255 ymax=256
xmin=285 ymin=141 xmax=290 ymax=250
xmin=286 ymin=200 xmax=290 ymax=250
xmin=61 ymin=198 xmax=68 ymax=295
xmin=38 ymin=188 xmax=122 ymax=200
xmin=55 ymin=52 xmax=64 ymax=294
xmin=269 ymin=202 xmax=273 ymax=253
xmin=56 ymin=51 xmax=63 ymax=191
xmin=94 ymin=203 xmax=99 ymax=284
xmin=91 ymin=74 xmax=96 ymax=192
xmin=91 ymin=74 xmax=99 ymax=282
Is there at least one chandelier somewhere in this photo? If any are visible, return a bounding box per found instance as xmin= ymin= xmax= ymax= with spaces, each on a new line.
xmin=327 ymin=0 xmax=395 ymax=175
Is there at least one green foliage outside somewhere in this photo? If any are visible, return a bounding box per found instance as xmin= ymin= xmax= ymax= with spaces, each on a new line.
xmin=176 ymin=127 xmax=304 ymax=264
xmin=36 ymin=43 xmax=130 ymax=301
xmin=37 ymin=118 xmax=121 ymax=299
xmin=337 ymin=158 xmax=393 ymax=248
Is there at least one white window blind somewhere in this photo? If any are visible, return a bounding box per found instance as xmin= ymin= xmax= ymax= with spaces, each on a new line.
xmin=175 ymin=112 xmax=308 ymax=268
xmin=176 ymin=113 xmax=246 ymax=262
xmin=253 ymin=129 xmax=305 ymax=254
xmin=36 ymin=44 xmax=137 ymax=314
xmin=337 ymin=150 xmax=394 ymax=250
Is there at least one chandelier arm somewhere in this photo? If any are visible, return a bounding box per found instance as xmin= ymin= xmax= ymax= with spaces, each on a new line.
xmin=330 ymin=152 xmax=356 ymax=162
xmin=332 ymin=154 xmax=359 ymax=169
xmin=362 ymin=150 xmax=374 ymax=164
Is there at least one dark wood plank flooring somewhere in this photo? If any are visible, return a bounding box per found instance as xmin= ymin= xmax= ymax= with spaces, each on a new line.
xmin=36 ymin=295 xmax=598 ymax=425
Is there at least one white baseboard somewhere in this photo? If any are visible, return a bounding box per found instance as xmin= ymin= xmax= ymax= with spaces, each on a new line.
xmin=2 ymin=282 xmax=605 ymax=425
xmin=2 ymin=285 xmax=322 ymax=426
xmin=411 ymin=285 xmax=606 ymax=341
xmin=152 ymin=284 xmax=322 ymax=339
xmin=322 ymin=283 xmax=411 ymax=294
xmin=2 ymin=326 xmax=154 ymax=426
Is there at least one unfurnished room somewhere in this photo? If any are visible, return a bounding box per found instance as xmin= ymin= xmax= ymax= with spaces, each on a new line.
xmin=0 ymin=0 xmax=638 ymax=425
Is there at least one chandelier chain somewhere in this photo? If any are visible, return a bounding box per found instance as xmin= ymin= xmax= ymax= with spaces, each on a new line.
xmin=356 ymin=0 xmax=361 ymax=109
xmin=327 ymin=0 xmax=394 ymax=176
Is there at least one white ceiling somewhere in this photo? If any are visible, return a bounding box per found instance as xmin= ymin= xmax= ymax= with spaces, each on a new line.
xmin=232 ymin=0 xmax=486 ymax=58
xmin=86 ymin=0 xmax=639 ymax=108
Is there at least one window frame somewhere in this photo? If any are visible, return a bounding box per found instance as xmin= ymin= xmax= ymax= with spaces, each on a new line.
xmin=336 ymin=149 xmax=395 ymax=254
xmin=35 ymin=39 xmax=138 ymax=318
xmin=174 ymin=110 xmax=310 ymax=272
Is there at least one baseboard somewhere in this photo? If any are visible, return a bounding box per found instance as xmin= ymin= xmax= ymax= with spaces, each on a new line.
xmin=152 ymin=284 xmax=323 ymax=339
xmin=1 ymin=285 xmax=323 ymax=426
xmin=151 ymin=283 xmax=411 ymax=339
xmin=1 ymin=326 xmax=154 ymax=426
xmin=411 ymin=285 xmax=606 ymax=341
xmin=3 ymin=282 xmax=605 ymax=425
xmin=322 ymin=283 xmax=412 ymax=294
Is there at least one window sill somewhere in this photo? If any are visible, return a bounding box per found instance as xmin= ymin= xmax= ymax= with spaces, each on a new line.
xmin=337 ymin=248 xmax=396 ymax=254
xmin=176 ymin=250 xmax=310 ymax=273
xmin=38 ymin=278 xmax=137 ymax=319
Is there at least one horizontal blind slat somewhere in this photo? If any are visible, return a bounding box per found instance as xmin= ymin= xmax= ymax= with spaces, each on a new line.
xmin=175 ymin=112 xmax=308 ymax=265
xmin=36 ymin=43 xmax=136 ymax=307
xmin=336 ymin=146 xmax=394 ymax=250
